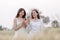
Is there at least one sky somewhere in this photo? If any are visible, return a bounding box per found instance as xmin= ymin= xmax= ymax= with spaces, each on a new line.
xmin=0 ymin=0 xmax=60 ymax=29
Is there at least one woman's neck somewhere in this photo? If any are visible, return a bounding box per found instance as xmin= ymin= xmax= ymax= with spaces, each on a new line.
xmin=18 ymin=17 xmax=23 ymax=19
xmin=34 ymin=17 xmax=38 ymax=20
xmin=19 ymin=15 xmax=22 ymax=18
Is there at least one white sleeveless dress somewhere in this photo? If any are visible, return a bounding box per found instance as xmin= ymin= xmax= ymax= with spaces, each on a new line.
xmin=28 ymin=19 xmax=43 ymax=40
xmin=13 ymin=18 xmax=28 ymax=40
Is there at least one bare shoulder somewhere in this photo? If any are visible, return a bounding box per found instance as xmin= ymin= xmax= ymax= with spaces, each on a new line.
xmin=14 ymin=18 xmax=17 ymax=22
xmin=40 ymin=19 xmax=43 ymax=24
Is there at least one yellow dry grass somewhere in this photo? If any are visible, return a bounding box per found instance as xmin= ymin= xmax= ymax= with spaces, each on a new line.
xmin=0 ymin=28 xmax=60 ymax=40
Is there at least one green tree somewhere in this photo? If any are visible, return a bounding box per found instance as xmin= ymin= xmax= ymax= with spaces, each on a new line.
xmin=0 ymin=25 xmax=3 ymax=30
xmin=52 ymin=20 xmax=59 ymax=28
xmin=43 ymin=16 xmax=50 ymax=24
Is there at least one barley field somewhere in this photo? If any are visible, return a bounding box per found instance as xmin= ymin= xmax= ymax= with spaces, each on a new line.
xmin=0 ymin=28 xmax=60 ymax=40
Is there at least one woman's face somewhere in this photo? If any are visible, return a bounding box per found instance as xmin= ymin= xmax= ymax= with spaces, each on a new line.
xmin=32 ymin=11 xmax=38 ymax=18
xmin=19 ymin=10 xmax=24 ymax=17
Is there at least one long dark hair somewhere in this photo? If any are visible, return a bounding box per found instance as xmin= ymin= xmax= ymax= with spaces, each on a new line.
xmin=16 ymin=8 xmax=26 ymax=18
xmin=31 ymin=9 xmax=40 ymax=19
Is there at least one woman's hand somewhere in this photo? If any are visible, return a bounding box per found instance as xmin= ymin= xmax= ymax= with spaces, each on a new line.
xmin=24 ymin=19 xmax=30 ymax=28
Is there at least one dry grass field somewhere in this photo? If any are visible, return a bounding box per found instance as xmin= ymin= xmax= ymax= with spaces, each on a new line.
xmin=0 ymin=28 xmax=60 ymax=40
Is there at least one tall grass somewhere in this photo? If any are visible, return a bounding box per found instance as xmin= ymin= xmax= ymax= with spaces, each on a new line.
xmin=0 ymin=28 xmax=60 ymax=40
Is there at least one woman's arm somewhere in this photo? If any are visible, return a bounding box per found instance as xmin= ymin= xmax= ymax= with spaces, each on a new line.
xmin=25 ymin=17 xmax=32 ymax=33
xmin=25 ymin=17 xmax=31 ymax=27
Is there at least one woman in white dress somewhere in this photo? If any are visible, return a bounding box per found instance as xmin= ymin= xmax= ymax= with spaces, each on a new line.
xmin=26 ymin=9 xmax=43 ymax=40
xmin=13 ymin=8 xmax=28 ymax=40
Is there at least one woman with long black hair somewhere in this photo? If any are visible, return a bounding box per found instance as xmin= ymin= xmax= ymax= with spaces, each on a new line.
xmin=26 ymin=9 xmax=43 ymax=40
xmin=13 ymin=8 xmax=28 ymax=40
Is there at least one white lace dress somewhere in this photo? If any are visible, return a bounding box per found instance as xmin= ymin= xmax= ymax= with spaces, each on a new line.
xmin=27 ymin=19 xmax=43 ymax=40
xmin=13 ymin=18 xmax=28 ymax=40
